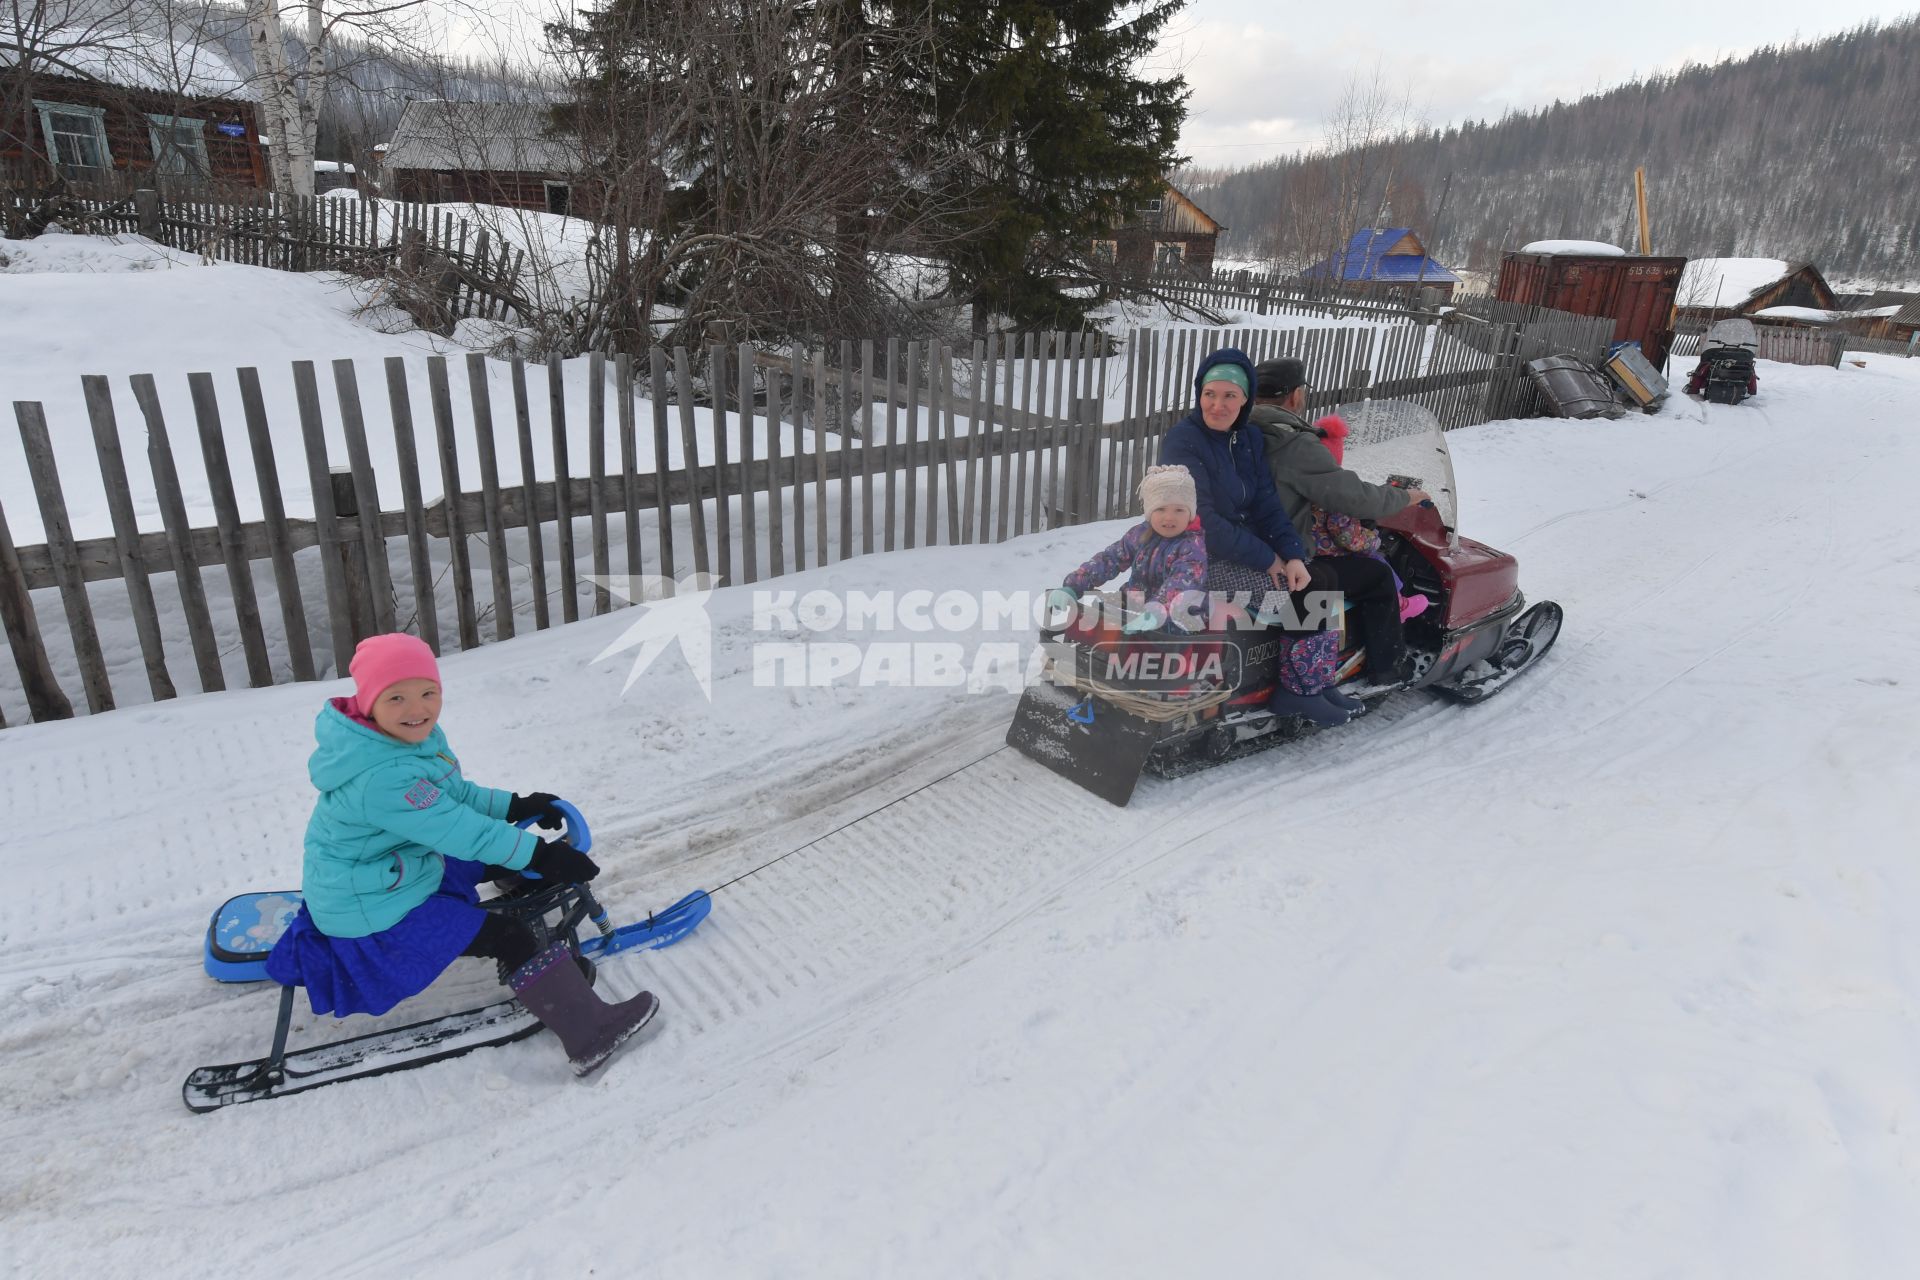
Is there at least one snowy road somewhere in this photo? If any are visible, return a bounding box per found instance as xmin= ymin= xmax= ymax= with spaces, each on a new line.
xmin=5 ymin=355 xmax=1920 ymax=1277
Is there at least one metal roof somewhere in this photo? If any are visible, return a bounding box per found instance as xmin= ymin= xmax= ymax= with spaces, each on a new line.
xmin=382 ymin=100 xmax=580 ymax=174
xmin=1303 ymin=228 xmax=1459 ymax=284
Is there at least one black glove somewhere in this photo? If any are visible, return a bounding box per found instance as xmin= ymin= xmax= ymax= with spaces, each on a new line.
xmin=527 ymin=840 xmax=599 ymax=884
xmin=505 ymin=792 xmax=564 ymax=828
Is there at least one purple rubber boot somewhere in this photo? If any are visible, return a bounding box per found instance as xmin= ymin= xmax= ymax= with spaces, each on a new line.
xmin=508 ymin=943 xmax=660 ymax=1077
xmin=1267 ymin=687 xmax=1353 ymax=727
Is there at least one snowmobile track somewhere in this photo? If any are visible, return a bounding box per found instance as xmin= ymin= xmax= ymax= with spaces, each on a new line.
xmin=608 ymin=690 xmax=1456 ymax=1071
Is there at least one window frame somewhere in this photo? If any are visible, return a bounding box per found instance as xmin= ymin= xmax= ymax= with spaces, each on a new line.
xmin=146 ymin=112 xmax=210 ymax=177
xmin=33 ymin=99 xmax=114 ymax=174
xmin=544 ymin=180 xmax=573 ymax=216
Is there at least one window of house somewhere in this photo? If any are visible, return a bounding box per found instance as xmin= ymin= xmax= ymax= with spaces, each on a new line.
xmin=146 ymin=114 xmax=210 ymax=176
xmin=1142 ymin=197 xmax=1164 ymax=214
xmin=33 ymin=101 xmax=113 ymax=174
xmin=1091 ymin=239 xmax=1117 ymax=264
xmin=544 ymin=181 xmax=572 ymax=216
xmin=1155 ymin=242 xmax=1185 ymax=268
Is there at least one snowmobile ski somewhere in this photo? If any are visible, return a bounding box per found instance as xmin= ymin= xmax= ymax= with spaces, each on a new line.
xmin=577 ymin=889 xmax=711 ymax=959
xmin=182 ymin=987 xmax=540 ymax=1112
xmin=1431 ymin=600 xmax=1564 ymax=704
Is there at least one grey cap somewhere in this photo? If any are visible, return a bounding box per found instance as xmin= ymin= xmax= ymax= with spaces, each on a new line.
xmin=1255 ymin=357 xmax=1307 ymax=398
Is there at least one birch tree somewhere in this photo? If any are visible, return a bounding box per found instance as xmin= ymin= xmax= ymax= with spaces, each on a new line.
xmin=243 ymin=0 xmax=435 ymax=198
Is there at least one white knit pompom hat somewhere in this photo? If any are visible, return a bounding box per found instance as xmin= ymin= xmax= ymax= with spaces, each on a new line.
xmin=1138 ymin=464 xmax=1196 ymax=515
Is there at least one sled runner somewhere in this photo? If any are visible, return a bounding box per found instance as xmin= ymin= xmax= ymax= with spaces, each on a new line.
xmin=1008 ymin=400 xmax=1565 ymax=805
xmin=184 ymin=800 xmax=711 ymax=1111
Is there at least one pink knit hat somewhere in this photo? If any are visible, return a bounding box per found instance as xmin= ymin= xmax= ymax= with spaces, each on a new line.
xmin=349 ymin=633 xmax=440 ymax=716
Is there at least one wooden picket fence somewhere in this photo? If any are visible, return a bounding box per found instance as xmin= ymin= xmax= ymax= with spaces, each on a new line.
xmin=1839 ymin=334 xmax=1918 ymax=359
xmin=1668 ymin=323 xmax=1845 ymax=369
xmin=0 ymin=313 xmax=1608 ymax=725
xmin=1 ymin=183 xmax=529 ymax=324
xmin=1146 ymin=268 xmax=1479 ymax=323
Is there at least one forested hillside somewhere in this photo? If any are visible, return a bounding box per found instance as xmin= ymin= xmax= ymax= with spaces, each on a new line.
xmin=1184 ymin=16 xmax=1920 ymax=284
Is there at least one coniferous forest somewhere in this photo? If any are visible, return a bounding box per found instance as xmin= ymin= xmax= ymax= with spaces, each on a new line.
xmin=1182 ymin=16 xmax=1920 ymax=285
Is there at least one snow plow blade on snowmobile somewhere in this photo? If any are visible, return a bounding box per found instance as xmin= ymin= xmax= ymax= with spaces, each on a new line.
xmin=1005 ymin=676 xmax=1168 ymax=808
xmin=1007 ymin=400 xmax=1563 ymax=805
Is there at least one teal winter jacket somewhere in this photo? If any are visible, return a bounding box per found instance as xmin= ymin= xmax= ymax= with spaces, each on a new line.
xmin=300 ymin=697 xmax=537 ymax=938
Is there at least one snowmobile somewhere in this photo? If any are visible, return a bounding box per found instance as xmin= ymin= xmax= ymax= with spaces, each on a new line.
xmin=1006 ymin=399 xmax=1564 ymax=806
xmin=184 ymin=799 xmax=711 ymax=1111
xmin=1685 ymin=318 xmax=1759 ymax=405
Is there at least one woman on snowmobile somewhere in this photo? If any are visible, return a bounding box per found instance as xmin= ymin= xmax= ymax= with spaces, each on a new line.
xmin=264 ymin=633 xmax=658 ymax=1078
xmin=1158 ymin=349 xmax=1363 ymax=725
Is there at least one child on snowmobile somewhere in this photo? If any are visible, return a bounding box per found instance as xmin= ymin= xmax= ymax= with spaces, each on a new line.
xmin=264 ymin=633 xmax=658 ymax=1078
xmin=1306 ymin=414 xmax=1429 ymax=624
xmin=1049 ymin=464 xmax=1209 ymax=633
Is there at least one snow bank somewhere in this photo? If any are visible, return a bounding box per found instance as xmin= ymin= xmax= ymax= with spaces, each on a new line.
xmin=1519 ymin=239 xmax=1626 ymax=256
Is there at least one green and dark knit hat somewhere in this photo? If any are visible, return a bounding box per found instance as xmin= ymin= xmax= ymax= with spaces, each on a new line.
xmin=1199 ymin=361 xmax=1250 ymax=396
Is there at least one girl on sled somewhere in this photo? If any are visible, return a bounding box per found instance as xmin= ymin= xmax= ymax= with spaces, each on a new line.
xmin=266 ymin=633 xmax=657 ymax=1078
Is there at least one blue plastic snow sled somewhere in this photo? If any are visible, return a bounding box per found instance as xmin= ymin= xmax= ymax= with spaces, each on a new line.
xmin=202 ymin=798 xmax=711 ymax=982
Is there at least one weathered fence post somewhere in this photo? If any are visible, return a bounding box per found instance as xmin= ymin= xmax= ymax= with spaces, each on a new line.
xmin=0 ymin=489 xmax=73 ymax=721
xmin=329 ymin=468 xmax=379 ymax=646
xmin=15 ymin=402 xmax=114 ymax=712
xmin=133 ymin=188 xmax=162 ymax=239
xmin=81 ymin=375 xmax=175 ymax=701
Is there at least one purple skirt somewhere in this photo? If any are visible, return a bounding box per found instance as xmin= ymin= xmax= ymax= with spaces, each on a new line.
xmin=266 ymin=857 xmax=491 ymax=1018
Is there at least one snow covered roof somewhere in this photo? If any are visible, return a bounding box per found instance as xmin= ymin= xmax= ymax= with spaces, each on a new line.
xmin=382 ymin=101 xmax=580 ymax=174
xmin=1752 ymin=305 xmax=1840 ymax=324
xmin=1675 ymin=257 xmax=1792 ymax=309
xmin=313 ymin=160 xmax=355 ymax=173
xmin=0 ymin=24 xmax=255 ymax=100
xmin=1520 ymin=240 xmax=1625 ymax=256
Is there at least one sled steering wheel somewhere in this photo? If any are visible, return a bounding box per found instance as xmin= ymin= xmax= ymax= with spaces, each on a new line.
xmin=513 ymin=797 xmax=592 ymax=853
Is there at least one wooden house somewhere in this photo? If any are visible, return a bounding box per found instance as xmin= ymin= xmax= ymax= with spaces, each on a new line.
xmin=0 ymin=27 xmax=263 ymax=192
xmin=382 ymin=100 xmax=587 ymax=214
xmin=1672 ymin=258 xmax=1836 ymax=324
xmin=1836 ymin=291 xmax=1918 ymax=342
xmin=1094 ymin=182 xmax=1224 ymax=276
xmin=1304 ymin=228 xmax=1460 ymax=300
xmin=1892 ymin=300 xmax=1920 ymax=346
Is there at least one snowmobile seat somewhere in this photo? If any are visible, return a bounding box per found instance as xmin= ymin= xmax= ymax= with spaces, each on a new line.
xmin=204 ymin=890 xmax=306 ymax=982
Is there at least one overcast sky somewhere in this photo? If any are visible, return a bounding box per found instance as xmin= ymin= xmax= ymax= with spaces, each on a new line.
xmin=1160 ymin=0 xmax=1918 ymax=167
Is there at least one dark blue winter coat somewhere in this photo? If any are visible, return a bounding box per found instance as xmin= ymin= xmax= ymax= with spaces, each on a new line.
xmin=1157 ymin=348 xmax=1307 ymax=567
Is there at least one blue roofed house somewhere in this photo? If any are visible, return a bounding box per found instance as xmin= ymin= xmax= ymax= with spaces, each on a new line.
xmin=1304 ymin=228 xmax=1459 ymax=299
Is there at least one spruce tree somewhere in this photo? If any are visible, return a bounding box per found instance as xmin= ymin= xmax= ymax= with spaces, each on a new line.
xmin=884 ymin=0 xmax=1190 ymax=332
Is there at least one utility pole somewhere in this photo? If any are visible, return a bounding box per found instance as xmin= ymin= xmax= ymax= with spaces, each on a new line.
xmin=1634 ymin=166 xmax=1652 ymax=254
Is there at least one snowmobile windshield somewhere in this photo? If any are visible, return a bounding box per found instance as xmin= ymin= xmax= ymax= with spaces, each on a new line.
xmin=1328 ymin=398 xmax=1459 ymax=536
xmin=1703 ymin=318 xmax=1759 ymax=351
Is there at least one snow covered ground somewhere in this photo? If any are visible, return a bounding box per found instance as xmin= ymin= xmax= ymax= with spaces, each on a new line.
xmin=5 ymin=325 xmax=1920 ymax=1276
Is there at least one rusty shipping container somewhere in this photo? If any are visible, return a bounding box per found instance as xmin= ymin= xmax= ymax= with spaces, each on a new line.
xmin=1496 ymin=252 xmax=1688 ymax=366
